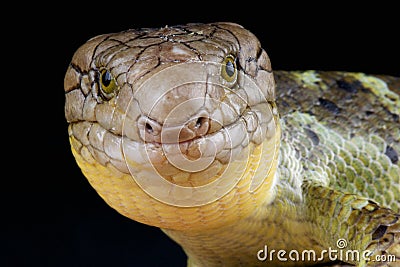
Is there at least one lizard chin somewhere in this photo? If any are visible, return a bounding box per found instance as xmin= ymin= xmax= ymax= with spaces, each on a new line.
xmin=121 ymin=114 xmax=281 ymax=208
xmin=124 ymin=106 xmax=269 ymax=187
xmin=136 ymin=123 xmax=243 ymax=188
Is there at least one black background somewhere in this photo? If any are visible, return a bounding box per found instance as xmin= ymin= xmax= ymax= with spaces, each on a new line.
xmin=5 ymin=3 xmax=399 ymax=267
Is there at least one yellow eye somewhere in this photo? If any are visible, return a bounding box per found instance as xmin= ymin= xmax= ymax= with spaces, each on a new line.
xmin=99 ymin=69 xmax=117 ymax=97
xmin=221 ymin=55 xmax=237 ymax=83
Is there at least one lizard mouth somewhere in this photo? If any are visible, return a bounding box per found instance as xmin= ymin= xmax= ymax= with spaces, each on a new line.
xmin=119 ymin=99 xmax=280 ymax=207
xmin=126 ymin=108 xmax=253 ymax=176
xmin=121 ymin=102 xmax=274 ymax=188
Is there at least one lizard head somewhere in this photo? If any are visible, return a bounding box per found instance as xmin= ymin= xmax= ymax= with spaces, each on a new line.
xmin=64 ymin=22 xmax=280 ymax=230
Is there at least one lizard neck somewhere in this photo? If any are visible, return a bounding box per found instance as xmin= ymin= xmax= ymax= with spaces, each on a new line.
xmin=161 ymin=182 xmax=312 ymax=267
xmin=161 ymin=139 xmax=321 ymax=267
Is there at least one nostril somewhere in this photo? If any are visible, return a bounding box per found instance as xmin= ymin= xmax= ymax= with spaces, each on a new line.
xmin=191 ymin=117 xmax=209 ymax=136
xmin=145 ymin=123 xmax=153 ymax=134
xmin=195 ymin=117 xmax=206 ymax=129
xmin=138 ymin=116 xmax=161 ymax=142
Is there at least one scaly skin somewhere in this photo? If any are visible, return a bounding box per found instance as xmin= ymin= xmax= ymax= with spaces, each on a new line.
xmin=64 ymin=22 xmax=399 ymax=266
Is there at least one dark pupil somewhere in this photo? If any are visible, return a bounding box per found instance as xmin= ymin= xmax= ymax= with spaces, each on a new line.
xmin=225 ymin=61 xmax=235 ymax=77
xmin=102 ymin=71 xmax=112 ymax=87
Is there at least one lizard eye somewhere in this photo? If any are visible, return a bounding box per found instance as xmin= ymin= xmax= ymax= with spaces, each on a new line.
xmin=99 ymin=69 xmax=118 ymax=98
xmin=221 ymin=55 xmax=237 ymax=83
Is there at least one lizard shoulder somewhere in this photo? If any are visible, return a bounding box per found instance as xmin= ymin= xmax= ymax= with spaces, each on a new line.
xmin=274 ymin=70 xmax=400 ymax=211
